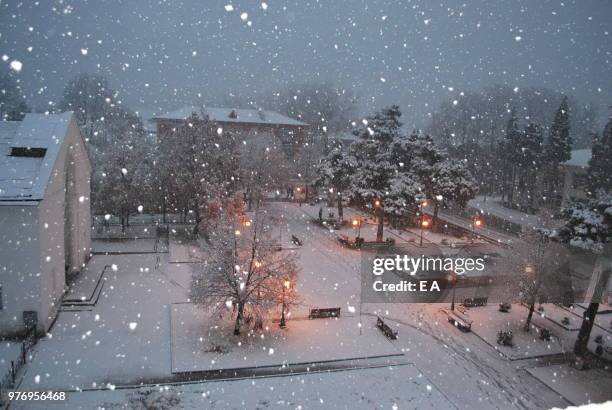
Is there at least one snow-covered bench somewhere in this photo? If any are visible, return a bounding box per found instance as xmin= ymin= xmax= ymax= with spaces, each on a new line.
xmin=463 ymin=297 xmax=488 ymax=307
xmin=376 ymin=316 xmax=398 ymax=340
xmin=446 ymin=309 xmax=473 ymax=332
xmin=309 ymin=307 xmax=341 ymax=319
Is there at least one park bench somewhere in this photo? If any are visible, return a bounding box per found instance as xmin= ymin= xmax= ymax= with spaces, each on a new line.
xmin=446 ymin=309 xmax=473 ymax=332
xmin=309 ymin=307 xmax=341 ymax=319
xmin=463 ymin=297 xmax=488 ymax=307
xmin=376 ymin=316 xmax=398 ymax=340
xmin=291 ymin=235 xmax=303 ymax=246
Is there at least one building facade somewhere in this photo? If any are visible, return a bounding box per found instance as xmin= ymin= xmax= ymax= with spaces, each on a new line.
xmin=0 ymin=112 xmax=91 ymax=337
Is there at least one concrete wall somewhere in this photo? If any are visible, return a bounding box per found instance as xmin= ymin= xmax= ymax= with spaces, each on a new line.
xmin=0 ymin=205 xmax=41 ymax=337
xmin=37 ymin=118 xmax=91 ymax=332
xmin=0 ymin=117 xmax=91 ymax=337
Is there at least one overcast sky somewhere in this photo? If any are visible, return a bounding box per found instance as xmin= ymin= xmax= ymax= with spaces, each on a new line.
xmin=1 ymin=0 xmax=610 ymax=126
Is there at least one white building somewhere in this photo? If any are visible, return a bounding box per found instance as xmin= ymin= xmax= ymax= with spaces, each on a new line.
xmin=0 ymin=112 xmax=91 ymax=337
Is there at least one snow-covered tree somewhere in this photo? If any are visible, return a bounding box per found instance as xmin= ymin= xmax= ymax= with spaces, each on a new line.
xmin=552 ymin=193 xmax=612 ymax=358
xmin=401 ymin=133 xmax=476 ymax=228
xmin=554 ymin=193 xmax=612 ymax=253
xmin=190 ymin=208 xmax=299 ymax=335
xmin=348 ymin=105 xmax=417 ymax=241
xmin=515 ymin=123 xmax=544 ymax=211
xmin=543 ymin=97 xmax=572 ymax=206
xmin=168 ymin=113 xmax=239 ymax=235
xmin=240 ymin=133 xmax=294 ymax=211
xmin=0 ymin=71 xmax=29 ymax=121
xmin=94 ymin=118 xmax=151 ymax=231
xmin=265 ymin=81 xmax=357 ymax=152
xmin=588 ymin=116 xmax=612 ymax=195
xmin=315 ymin=146 xmax=354 ymax=221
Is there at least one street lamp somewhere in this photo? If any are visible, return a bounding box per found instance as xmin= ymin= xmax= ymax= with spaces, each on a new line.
xmin=420 ymin=217 xmax=430 ymax=247
xmin=449 ymin=271 xmax=459 ymax=311
xmin=352 ymin=217 xmax=362 ymax=241
xmin=280 ymin=278 xmax=291 ymax=328
xmin=471 ymin=215 xmax=483 ymax=243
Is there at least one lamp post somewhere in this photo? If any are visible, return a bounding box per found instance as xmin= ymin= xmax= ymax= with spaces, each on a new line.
xmin=420 ymin=218 xmax=429 ymax=247
xmin=374 ymin=199 xmax=383 ymax=242
xmin=450 ymin=271 xmax=458 ymax=311
xmin=352 ymin=217 xmax=362 ymax=241
xmin=471 ymin=215 xmax=483 ymax=243
xmin=280 ymin=278 xmax=291 ymax=328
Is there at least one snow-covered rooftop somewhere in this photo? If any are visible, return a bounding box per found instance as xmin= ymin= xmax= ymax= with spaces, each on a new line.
xmin=564 ymin=148 xmax=591 ymax=168
xmin=0 ymin=112 xmax=73 ymax=202
xmin=154 ymin=106 xmax=308 ymax=127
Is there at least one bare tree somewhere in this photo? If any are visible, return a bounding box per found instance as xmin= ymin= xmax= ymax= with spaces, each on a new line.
xmin=190 ymin=207 xmax=299 ymax=335
xmin=240 ymin=133 xmax=294 ymax=210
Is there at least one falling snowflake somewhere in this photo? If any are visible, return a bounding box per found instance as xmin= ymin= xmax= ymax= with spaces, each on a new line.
xmin=10 ymin=60 xmax=22 ymax=72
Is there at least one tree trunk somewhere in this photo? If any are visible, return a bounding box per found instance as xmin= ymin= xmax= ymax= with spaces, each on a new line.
xmin=192 ymin=206 xmax=201 ymax=236
xmin=432 ymin=200 xmax=440 ymax=231
xmin=337 ymin=193 xmax=344 ymax=222
xmin=234 ymin=302 xmax=245 ymax=336
xmin=376 ymin=207 xmax=384 ymax=242
xmin=574 ymin=302 xmax=599 ymax=357
xmin=121 ymin=216 xmax=126 ymax=233
xmin=524 ymin=301 xmax=535 ymax=331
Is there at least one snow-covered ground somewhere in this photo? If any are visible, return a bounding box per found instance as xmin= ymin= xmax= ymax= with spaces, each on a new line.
xmin=469 ymin=196 xmax=543 ymax=229
xmin=12 ymin=364 xmax=453 ymax=410
xmin=7 ymin=203 xmax=611 ymax=409
xmin=171 ymin=304 xmax=400 ymax=373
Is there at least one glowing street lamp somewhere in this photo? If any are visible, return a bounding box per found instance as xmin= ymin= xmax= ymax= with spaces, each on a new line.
xmin=280 ymin=278 xmax=291 ymax=328
xmin=352 ymin=217 xmax=362 ymax=243
xmin=374 ymin=199 xmax=381 ymax=208
xmin=420 ymin=217 xmax=430 ymax=247
xmin=471 ymin=215 xmax=483 ymax=243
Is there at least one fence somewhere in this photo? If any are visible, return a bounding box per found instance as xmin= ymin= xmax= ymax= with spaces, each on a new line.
xmin=0 ymin=325 xmax=37 ymax=404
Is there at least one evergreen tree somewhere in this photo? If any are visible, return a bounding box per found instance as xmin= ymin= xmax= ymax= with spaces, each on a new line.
xmin=348 ymin=105 xmax=415 ymax=241
xmin=588 ymin=116 xmax=612 ymax=195
xmin=501 ymin=107 xmax=522 ymax=204
xmin=315 ymin=147 xmax=354 ymax=221
xmin=0 ymin=72 xmax=29 ymax=121
xmin=543 ymin=97 xmax=572 ymax=206
xmin=516 ymin=123 xmax=544 ymax=211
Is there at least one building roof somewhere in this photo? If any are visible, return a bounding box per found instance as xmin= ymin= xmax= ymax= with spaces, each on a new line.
xmin=153 ymin=106 xmax=308 ymax=127
xmin=0 ymin=112 xmax=74 ymax=202
xmin=564 ymin=148 xmax=592 ymax=168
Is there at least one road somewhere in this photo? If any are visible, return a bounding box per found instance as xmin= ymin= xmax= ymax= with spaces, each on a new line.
xmin=269 ymin=202 xmax=570 ymax=410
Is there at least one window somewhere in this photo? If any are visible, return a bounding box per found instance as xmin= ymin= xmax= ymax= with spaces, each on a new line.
xmin=10 ymin=147 xmax=47 ymax=157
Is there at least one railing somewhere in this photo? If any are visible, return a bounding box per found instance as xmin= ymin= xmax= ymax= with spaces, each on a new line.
xmin=0 ymin=325 xmax=37 ymax=404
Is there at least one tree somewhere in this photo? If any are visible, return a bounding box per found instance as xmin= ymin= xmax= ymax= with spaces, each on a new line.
xmin=515 ymin=227 xmax=568 ymax=331
xmin=190 ymin=208 xmax=299 ymax=335
xmin=515 ymin=123 xmax=544 ymax=211
xmin=0 ymin=71 xmax=29 ymax=121
xmin=315 ymin=147 xmax=354 ymax=221
xmin=265 ymin=81 xmax=358 ymax=153
xmin=588 ymin=116 xmax=612 ymax=196
xmin=553 ymin=193 xmax=612 ymax=360
xmin=169 ymin=113 xmax=239 ymax=235
xmin=543 ymin=97 xmax=572 ymax=206
xmin=348 ymin=106 xmax=419 ymax=241
xmin=402 ymin=133 xmax=476 ymax=229
xmin=240 ymin=133 xmax=294 ymax=211
xmin=94 ymin=117 xmax=151 ymax=231
xmin=500 ymin=107 xmax=522 ymax=204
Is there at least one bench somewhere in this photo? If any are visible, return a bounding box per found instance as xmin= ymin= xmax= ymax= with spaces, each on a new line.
xmin=291 ymin=235 xmax=303 ymax=246
xmin=463 ymin=297 xmax=488 ymax=307
xmin=309 ymin=307 xmax=341 ymax=319
xmin=376 ymin=316 xmax=398 ymax=340
xmin=446 ymin=309 xmax=473 ymax=332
